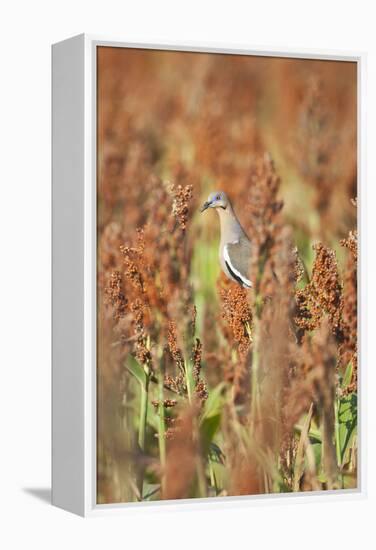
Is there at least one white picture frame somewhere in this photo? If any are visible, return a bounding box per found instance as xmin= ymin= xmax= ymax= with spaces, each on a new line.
xmin=52 ymin=34 xmax=366 ymax=517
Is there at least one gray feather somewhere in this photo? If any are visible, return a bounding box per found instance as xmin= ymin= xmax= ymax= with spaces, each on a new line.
xmin=224 ymin=237 xmax=253 ymax=288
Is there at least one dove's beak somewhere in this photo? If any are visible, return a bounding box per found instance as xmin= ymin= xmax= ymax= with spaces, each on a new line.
xmin=200 ymin=201 xmax=211 ymax=213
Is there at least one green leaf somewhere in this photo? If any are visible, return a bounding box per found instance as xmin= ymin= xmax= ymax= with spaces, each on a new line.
xmin=342 ymin=362 xmax=353 ymax=389
xmin=142 ymin=483 xmax=160 ymax=501
xmin=295 ymin=424 xmax=322 ymax=444
xmin=209 ymin=442 xmax=225 ymax=465
xmin=125 ymin=356 xmax=147 ymax=387
xmin=209 ymin=461 xmax=227 ymax=492
xmin=146 ymin=399 xmax=159 ymax=431
xmin=200 ymin=382 xmax=226 ymax=423
xmin=338 ymin=393 xmax=357 ymax=466
xmin=311 ymin=442 xmax=322 ymax=470
xmin=318 ymin=472 xmax=327 ymax=484
xmin=200 ymin=413 xmax=221 ymax=455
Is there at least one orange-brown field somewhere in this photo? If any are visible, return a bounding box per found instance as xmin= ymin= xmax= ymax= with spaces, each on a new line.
xmin=97 ymin=47 xmax=357 ymax=503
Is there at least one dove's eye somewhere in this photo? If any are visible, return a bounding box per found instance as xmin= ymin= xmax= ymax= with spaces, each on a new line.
xmin=216 ymin=194 xmax=221 ymax=200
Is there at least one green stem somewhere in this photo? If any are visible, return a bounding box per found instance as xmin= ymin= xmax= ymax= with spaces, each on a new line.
xmin=334 ymin=398 xmax=341 ymax=467
xmin=184 ymin=360 xmax=207 ymax=496
xmin=158 ymin=379 xmax=166 ymax=477
xmin=137 ymin=372 xmax=149 ymax=500
xmin=334 ymin=398 xmax=344 ymax=488
xmin=245 ymin=321 xmax=252 ymax=337
xmin=194 ymin=420 xmax=208 ymax=499
xmin=185 ymin=360 xmax=195 ymax=403
xmin=208 ymin=458 xmax=217 ymax=494
xmin=138 ymin=376 xmax=149 ymax=451
xmin=245 ymin=317 xmax=260 ymax=432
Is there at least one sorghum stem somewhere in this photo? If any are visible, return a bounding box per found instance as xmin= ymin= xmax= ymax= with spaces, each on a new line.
xmin=137 ymin=371 xmax=150 ymax=499
xmin=158 ymin=377 xmax=167 ymax=494
xmin=138 ymin=375 xmax=149 ymax=451
xmin=185 ymin=361 xmax=195 ymax=403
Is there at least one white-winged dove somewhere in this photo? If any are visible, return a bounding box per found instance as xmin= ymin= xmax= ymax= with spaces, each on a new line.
xmin=201 ymin=191 xmax=252 ymax=289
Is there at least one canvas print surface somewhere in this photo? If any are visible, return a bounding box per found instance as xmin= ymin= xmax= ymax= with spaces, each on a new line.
xmin=97 ymin=47 xmax=358 ymax=504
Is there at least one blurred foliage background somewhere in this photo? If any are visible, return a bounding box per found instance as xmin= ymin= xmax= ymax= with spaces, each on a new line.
xmin=97 ymin=47 xmax=357 ymax=504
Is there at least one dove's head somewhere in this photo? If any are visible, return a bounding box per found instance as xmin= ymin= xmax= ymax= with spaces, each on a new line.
xmin=200 ymin=191 xmax=230 ymax=212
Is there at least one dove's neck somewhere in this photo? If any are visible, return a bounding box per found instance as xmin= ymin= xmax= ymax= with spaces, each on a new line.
xmin=216 ymin=204 xmax=247 ymax=245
